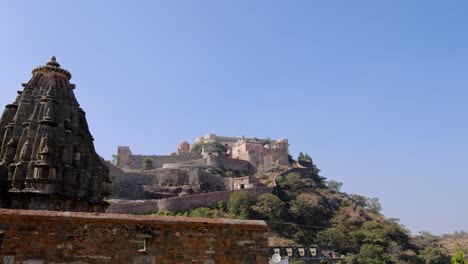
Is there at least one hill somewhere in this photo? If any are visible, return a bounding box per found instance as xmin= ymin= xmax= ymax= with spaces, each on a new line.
xmin=159 ymin=155 xmax=464 ymax=263
xmin=440 ymin=232 xmax=468 ymax=257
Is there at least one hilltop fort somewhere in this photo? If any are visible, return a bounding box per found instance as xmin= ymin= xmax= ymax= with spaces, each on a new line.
xmin=108 ymin=134 xmax=290 ymax=201
xmin=117 ymin=133 xmax=290 ymax=171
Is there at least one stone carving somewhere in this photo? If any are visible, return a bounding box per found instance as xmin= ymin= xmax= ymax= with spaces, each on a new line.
xmin=0 ymin=57 xmax=111 ymax=211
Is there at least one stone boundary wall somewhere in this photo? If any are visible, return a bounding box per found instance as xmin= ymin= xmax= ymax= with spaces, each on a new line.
xmin=160 ymin=156 xmax=255 ymax=174
xmin=0 ymin=209 xmax=268 ymax=264
xmin=128 ymin=154 xmax=203 ymax=169
xmin=161 ymin=158 xmax=206 ymax=169
xmin=278 ymin=167 xmax=308 ymax=177
xmin=107 ymin=187 xmax=273 ymax=214
xmin=273 ymin=167 xmax=309 ymax=186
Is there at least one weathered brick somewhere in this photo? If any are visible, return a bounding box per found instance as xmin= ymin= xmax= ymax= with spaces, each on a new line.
xmin=0 ymin=209 xmax=268 ymax=264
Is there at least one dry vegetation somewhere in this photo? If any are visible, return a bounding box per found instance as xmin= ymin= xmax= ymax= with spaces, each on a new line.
xmin=440 ymin=232 xmax=468 ymax=256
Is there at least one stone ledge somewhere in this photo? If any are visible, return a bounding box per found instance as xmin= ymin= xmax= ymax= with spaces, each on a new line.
xmin=0 ymin=208 xmax=267 ymax=229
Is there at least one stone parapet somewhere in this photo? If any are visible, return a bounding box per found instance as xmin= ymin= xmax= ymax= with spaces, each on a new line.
xmin=0 ymin=208 xmax=269 ymax=263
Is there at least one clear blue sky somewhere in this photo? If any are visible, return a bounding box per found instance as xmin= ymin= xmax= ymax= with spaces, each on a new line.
xmin=1 ymin=1 xmax=467 ymax=235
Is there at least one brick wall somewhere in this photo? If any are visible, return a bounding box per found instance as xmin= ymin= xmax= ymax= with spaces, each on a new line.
xmin=0 ymin=209 xmax=268 ymax=264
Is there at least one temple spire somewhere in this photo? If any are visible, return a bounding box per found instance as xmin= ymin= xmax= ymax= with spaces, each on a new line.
xmin=0 ymin=57 xmax=111 ymax=212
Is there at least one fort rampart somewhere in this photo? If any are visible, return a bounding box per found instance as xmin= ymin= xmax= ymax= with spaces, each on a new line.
xmin=107 ymin=187 xmax=273 ymax=214
xmin=126 ymin=154 xmax=203 ymax=170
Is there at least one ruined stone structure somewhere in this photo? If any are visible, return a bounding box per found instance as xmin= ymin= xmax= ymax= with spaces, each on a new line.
xmin=233 ymin=176 xmax=259 ymax=190
xmin=232 ymin=138 xmax=289 ymax=169
xmin=0 ymin=208 xmax=268 ymax=264
xmin=0 ymin=57 xmax=111 ymax=212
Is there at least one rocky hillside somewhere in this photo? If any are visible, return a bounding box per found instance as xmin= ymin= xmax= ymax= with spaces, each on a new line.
xmin=439 ymin=232 xmax=468 ymax=256
xmin=172 ymin=155 xmax=464 ymax=263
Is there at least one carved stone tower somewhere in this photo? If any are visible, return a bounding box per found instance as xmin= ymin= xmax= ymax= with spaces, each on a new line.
xmin=0 ymin=57 xmax=111 ymax=212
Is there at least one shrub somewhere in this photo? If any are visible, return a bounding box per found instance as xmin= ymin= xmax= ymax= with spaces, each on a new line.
xmin=228 ymin=192 xmax=256 ymax=219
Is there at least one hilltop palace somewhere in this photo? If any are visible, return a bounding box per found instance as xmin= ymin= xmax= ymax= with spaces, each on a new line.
xmin=117 ymin=133 xmax=289 ymax=172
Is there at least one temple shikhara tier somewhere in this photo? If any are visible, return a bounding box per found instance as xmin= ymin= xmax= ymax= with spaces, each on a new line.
xmin=0 ymin=56 xmax=111 ymax=212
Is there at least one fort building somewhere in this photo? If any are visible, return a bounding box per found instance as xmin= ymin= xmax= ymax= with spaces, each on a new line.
xmin=231 ymin=138 xmax=290 ymax=169
xmin=117 ymin=133 xmax=289 ymax=172
xmin=0 ymin=57 xmax=111 ymax=212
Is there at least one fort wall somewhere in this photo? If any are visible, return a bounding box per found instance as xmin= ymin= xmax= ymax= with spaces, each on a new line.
xmin=0 ymin=209 xmax=268 ymax=264
xmin=206 ymin=156 xmax=256 ymax=174
xmin=161 ymin=156 xmax=255 ymax=174
xmin=236 ymin=149 xmax=289 ymax=170
xmin=107 ymin=187 xmax=273 ymax=214
xmin=109 ymin=168 xmax=231 ymax=200
xmin=126 ymin=154 xmax=202 ymax=169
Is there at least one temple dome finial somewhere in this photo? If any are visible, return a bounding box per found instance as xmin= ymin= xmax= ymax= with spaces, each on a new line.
xmin=46 ymin=56 xmax=60 ymax=67
xmin=33 ymin=56 xmax=72 ymax=80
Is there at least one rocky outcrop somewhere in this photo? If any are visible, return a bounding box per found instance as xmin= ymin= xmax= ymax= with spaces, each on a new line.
xmin=109 ymin=167 xmax=232 ymax=200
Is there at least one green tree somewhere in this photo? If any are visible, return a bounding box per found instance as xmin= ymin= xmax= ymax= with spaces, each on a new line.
xmin=298 ymin=152 xmax=305 ymax=161
xmin=327 ymin=180 xmax=343 ymax=193
xmin=228 ymin=191 xmax=256 ymax=219
xmin=298 ymin=152 xmax=312 ymax=162
xmin=190 ymin=142 xmax=228 ymax=156
xmin=288 ymin=154 xmax=296 ymax=165
xmin=349 ymin=194 xmax=382 ymax=214
xmin=190 ymin=143 xmax=203 ymax=155
xmin=277 ymin=172 xmax=313 ymax=191
xmin=356 ymin=244 xmax=392 ymax=264
xmin=190 ymin=207 xmax=214 ymax=218
xmin=252 ymin=193 xmax=286 ymax=220
xmin=349 ymin=194 xmax=368 ymax=208
xmin=452 ymin=246 xmax=467 ymax=264
xmin=414 ymin=231 xmax=449 ymax=264
xmin=142 ymin=157 xmax=153 ymax=170
xmin=420 ymin=247 xmax=447 ymax=264
xmin=367 ymin=197 xmax=382 ymax=214
xmin=290 ymin=193 xmax=329 ymax=225
xmin=217 ymin=200 xmax=224 ymax=211
xmin=111 ymin=154 xmax=120 ymax=166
